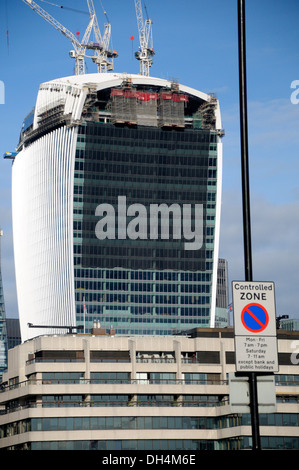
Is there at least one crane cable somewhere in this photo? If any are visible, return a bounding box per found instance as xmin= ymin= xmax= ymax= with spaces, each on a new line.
xmin=99 ymin=1 xmax=109 ymax=23
xmin=39 ymin=0 xmax=89 ymax=15
xmin=4 ymin=0 xmax=9 ymax=54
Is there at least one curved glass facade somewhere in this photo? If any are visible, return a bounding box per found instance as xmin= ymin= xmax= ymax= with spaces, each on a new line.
xmin=74 ymin=121 xmax=219 ymax=334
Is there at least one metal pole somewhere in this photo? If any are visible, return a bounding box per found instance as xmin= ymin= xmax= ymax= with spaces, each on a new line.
xmin=237 ymin=0 xmax=261 ymax=450
xmin=238 ymin=0 xmax=252 ymax=281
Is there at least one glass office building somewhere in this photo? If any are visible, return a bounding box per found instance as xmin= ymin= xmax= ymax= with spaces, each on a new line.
xmin=0 ymin=231 xmax=7 ymax=378
xmin=12 ymin=73 xmax=224 ymax=341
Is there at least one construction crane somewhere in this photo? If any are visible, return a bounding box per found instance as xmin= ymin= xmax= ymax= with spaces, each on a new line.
xmin=134 ymin=0 xmax=154 ymax=76
xmin=22 ymin=0 xmax=117 ymax=74
xmin=86 ymin=0 xmax=117 ymax=73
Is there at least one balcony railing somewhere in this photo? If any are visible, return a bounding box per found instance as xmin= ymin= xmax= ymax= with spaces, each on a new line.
xmin=26 ymin=358 xmax=85 ymax=365
xmin=0 ymin=378 xmax=229 ymax=393
xmin=136 ymin=358 xmax=175 ymax=364
xmin=1 ymin=397 xmax=230 ymax=415
xmin=3 ymin=378 xmax=298 ymax=394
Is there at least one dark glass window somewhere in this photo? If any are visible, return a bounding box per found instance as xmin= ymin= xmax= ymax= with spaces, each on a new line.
xmin=80 ymin=122 xmax=213 ymax=271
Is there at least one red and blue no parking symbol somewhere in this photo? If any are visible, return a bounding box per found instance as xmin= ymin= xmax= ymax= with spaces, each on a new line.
xmin=241 ymin=303 xmax=269 ymax=333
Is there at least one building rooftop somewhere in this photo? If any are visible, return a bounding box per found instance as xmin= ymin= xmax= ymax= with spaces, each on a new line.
xmin=17 ymin=73 xmax=223 ymax=152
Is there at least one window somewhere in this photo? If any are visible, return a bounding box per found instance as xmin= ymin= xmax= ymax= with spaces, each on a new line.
xmin=136 ymin=373 xmax=176 ymax=384
xmin=42 ymin=373 xmax=84 ymax=384
xmin=90 ymin=372 xmax=130 ymax=384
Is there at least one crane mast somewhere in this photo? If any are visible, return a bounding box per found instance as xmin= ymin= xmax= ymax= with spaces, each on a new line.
xmin=134 ymin=0 xmax=154 ymax=76
xmin=86 ymin=0 xmax=117 ymax=72
xmin=22 ymin=0 xmax=117 ymax=74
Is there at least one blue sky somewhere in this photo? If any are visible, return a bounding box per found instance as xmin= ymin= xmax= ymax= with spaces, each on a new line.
xmin=0 ymin=0 xmax=298 ymax=321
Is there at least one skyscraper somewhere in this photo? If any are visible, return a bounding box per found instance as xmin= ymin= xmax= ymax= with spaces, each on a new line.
xmin=215 ymin=258 xmax=229 ymax=327
xmin=0 ymin=230 xmax=8 ymax=377
xmin=12 ymin=73 xmax=224 ymax=341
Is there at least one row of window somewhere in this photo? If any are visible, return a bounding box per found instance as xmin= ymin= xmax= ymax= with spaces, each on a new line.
xmin=16 ymin=438 xmax=235 ymax=451
xmin=80 ymin=165 xmax=214 ymax=181
xmin=76 ymin=294 xmax=209 ymax=304
xmin=74 ymin=210 xmax=213 ymax=220
xmin=78 ymin=137 xmax=215 ymax=152
xmin=75 ymin=280 xmax=210 ymax=294
xmin=40 ymin=394 xmax=299 ymax=407
xmin=75 ymin=293 xmax=210 ymax=305
xmin=78 ymin=123 xmax=218 ymax=142
xmin=0 ymin=415 xmax=239 ymax=438
xmin=80 ymin=149 xmax=215 ymax=167
xmin=2 ymin=412 xmax=299 ymax=440
xmin=2 ymin=394 xmax=225 ymax=412
xmin=74 ymin=220 xmax=214 ymax=236
xmin=74 ymin=175 xmax=215 ymax=187
xmin=10 ymin=436 xmax=299 ymax=451
xmin=76 ymin=319 xmax=210 ymax=333
xmin=89 ymin=315 xmax=208 ymax=324
xmin=75 ymin=154 xmax=216 ymax=169
xmin=76 ymin=144 xmax=216 ymax=159
xmin=76 ymin=260 xmax=210 ymax=273
xmin=79 ymin=246 xmax=209 ymax=258
xmin=76 ymin=307 xmax=210 ymax=316
xmin=39 ymin=372 xmax=217 ymax=385
xmin=76 ymin=185 xmax=214 ymax=203
xmin=94 ymin=327 xmax=210 ymax=335
xmin=75 ymin=184 xmax=217 ymax=201
xmin=73 ymin=268 xmax=211 ymax=282
xmin=37 ymin=372 xmax=299 ymax=385
xmin=40 ymin=394 xmax=225 ymax=407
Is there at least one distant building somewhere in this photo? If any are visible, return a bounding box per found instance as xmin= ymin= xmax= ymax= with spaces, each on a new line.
xmin=6 ymin=319 xmax=21 ymax=350
xmin=280 ymin=318 xmax=299 ymax=332
xmin=0 ymin=231 xmax=7 ymax=380
xmin=0 ymin=327 xmax=299 ymax=450
xmin=215 ymin=258 xmax=229 ymax=327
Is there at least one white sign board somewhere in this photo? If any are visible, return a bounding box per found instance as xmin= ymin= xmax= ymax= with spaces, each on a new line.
xmin=229 ymin=373 xmax=277 ymax=414
xmin=232 ymin=281 xmax=279 ymax=373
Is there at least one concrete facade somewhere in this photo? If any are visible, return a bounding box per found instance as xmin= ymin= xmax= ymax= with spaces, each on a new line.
xmin=0 ymin=327 xmax=298 ymax=450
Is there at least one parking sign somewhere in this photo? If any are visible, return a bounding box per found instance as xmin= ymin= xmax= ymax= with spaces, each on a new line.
xmin=232 ymin=281 xmax=279 ymax=373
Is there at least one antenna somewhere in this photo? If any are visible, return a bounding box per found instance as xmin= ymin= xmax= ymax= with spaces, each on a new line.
xmin=134 ymin=0 xmax=154 ymax=76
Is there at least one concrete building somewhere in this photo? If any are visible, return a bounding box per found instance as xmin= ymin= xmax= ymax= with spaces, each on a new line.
xmin=0 ymin=327 xmax=298 ymax=450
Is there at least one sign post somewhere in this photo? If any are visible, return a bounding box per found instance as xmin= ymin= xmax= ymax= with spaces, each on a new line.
xmin=232 ymin=280 xmax=279 ymax=451
xmin=236 ymin=0 xmax=278 ymax=451
xmin=232 ymin=281 xmax=279 ymax=374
